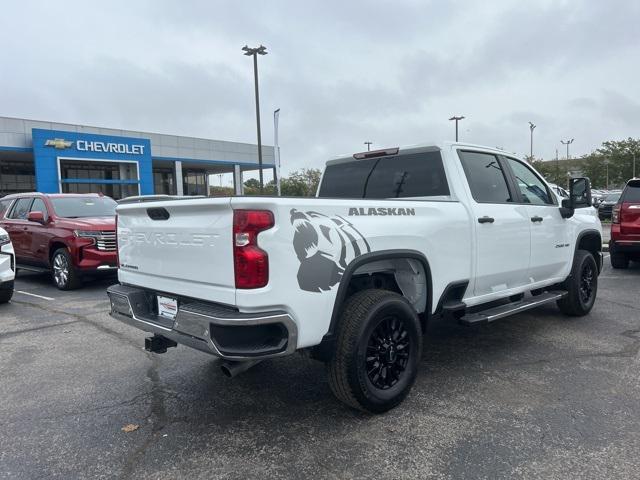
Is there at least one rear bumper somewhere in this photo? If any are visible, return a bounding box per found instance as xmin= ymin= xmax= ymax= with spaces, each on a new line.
xmin=107 ymin=284 xmax=298 ymax=361
xmin=610 ymin=240 xmax=640 ymax=254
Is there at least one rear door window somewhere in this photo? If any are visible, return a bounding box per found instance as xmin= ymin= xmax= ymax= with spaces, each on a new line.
xmin=7 ymin=198 xmax=33 ymax=220
xmin=458 ymin=151 xmax=513 ymax=203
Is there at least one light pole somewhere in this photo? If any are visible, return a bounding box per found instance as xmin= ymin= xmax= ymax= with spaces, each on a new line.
xmin=242 ymin=44 xmax=268 ymax=193
xmin=626 ymin=146 xmax=637 ymax=179
xmin=528 ymin=122 xmax=536 ymax=159
xmin=364 ymin=141 xmax=372 ymax=151
xmin=555 ymin=148 xmax=559 ymax=185
xmin=449 ymin=116 xmax=465 ymax=142
xmin=561 ymin=138 xmax=574 ymax=160
xmin=604 ymin=158 xmax=610 ymax=190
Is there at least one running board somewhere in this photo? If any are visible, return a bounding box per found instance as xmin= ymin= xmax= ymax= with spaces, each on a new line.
xmin=16 ymin=264 xmax=50 ymax=273
xmin=459 ymin=291 xmax=567 ymax=326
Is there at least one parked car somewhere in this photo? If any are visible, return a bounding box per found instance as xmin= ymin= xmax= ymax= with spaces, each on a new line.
xmin=0 ymin=193 xmax=117 ymax=290
xmin=610 ymin=179 xmax=640 ymax=268
xmin=598 ymin=192 xmax=622 ymax=220
xmin=591 ymin=189 xmax=606 ymax=206
xmin=107 ymin=142 xmax=602 ymax=413
xmin=0 ymin=226 xmax=16 ymax=303
xmin=549 ymin=183 xmax=569 ymax=200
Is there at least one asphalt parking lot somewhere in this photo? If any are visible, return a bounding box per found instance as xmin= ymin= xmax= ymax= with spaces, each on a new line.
xmin=1 ymin=257 xmax=639 ymax=480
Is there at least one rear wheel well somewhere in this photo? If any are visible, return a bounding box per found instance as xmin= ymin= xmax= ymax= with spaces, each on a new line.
xmin=346 ymin=258 xmax=428 ymax=315
xmin=310 ymin=252 xmax=432 ymax=362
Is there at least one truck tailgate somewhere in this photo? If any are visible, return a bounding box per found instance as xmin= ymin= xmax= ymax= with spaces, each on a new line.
xmin=116 ymin=198 xmax=235 ymax=305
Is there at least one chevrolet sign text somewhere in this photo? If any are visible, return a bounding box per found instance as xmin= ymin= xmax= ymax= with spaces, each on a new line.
xmin=77 ymin=140 xmax=145 ymax=155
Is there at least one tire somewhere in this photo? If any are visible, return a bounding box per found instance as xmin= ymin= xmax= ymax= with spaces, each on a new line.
xmin=557 ymin=250 xmax=598 ymax=316
xmin=327 ymin=289 xmax=422 ymax=414
xmin=0 ymin=285 xmax=13 ymax=303
xmin=51 ymin=248 xmax=82 ymax=290
xmin=610 ymin=252 xmax=629 ymax=269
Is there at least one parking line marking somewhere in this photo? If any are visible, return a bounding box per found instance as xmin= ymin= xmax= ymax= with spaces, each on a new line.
xmin=15 ymin=290 xmax=55 ymax=301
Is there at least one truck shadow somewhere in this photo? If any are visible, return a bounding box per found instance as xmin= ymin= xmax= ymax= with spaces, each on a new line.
xmin=163 ymin=303 xmax=578 ymax=424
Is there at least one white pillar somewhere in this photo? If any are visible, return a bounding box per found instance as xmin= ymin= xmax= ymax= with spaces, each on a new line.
xmin=205 ymin=173 xmax=211 ymax=197
xmin=175 ymin=161 xmax=184 ymax=196
xmin=233 ymin=165 xmax=243 ymax=195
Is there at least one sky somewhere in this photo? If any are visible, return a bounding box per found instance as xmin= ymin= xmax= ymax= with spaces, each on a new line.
xmin=1 ymin=0 xmax=639 ymax=179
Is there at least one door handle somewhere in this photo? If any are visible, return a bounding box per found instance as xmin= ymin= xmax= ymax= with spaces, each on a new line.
xmin=531 ymin=216 xmax=544 ymax=223
xmin=478 ymin=216 xmax=495 ymax=224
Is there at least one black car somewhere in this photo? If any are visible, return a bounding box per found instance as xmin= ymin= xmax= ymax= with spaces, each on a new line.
xmin=598 ymin=192 xmax=621 ymax=220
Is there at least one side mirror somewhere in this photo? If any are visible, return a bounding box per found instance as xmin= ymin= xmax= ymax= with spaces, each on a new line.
xmin=559 ymin=177 xmax=592 ymax=219
xmin=569 ymin=177 xmax=592 ymax=208
xmin=27 ymin=211 xmax=46 ymax=225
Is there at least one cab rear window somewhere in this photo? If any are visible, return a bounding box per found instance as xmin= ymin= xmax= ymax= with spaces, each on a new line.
xmin=319 ymin=151 xmax=450 ymax=199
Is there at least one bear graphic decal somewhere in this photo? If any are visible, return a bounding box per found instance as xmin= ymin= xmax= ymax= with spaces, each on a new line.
xmin=290 ymin=209 xmax=371 ymax=292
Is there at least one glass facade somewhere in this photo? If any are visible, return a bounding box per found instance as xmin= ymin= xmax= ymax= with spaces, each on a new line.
xmin=153 ymin=168 xmax=176 ymax=195
xmin=183 ymin=169 xmax=207 ymax=196
xmin=0 ymin=160 xmax=36 ymax=196
xmin=59 ymin=159 xmax=139 ymax=200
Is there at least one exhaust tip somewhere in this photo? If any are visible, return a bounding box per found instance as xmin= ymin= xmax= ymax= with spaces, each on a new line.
xmin=220 ymin=359 xmax=263 ymax=378
xmin=220 ymin=364 xmax=233 ymax=378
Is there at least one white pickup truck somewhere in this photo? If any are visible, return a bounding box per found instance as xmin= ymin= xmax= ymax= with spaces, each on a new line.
xmin=108 ymin=142 xmax=603 ymax=413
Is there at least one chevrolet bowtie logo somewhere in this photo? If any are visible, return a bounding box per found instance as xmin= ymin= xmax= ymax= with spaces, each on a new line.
xmin=44 ymin=138 xmax=74 ymax=149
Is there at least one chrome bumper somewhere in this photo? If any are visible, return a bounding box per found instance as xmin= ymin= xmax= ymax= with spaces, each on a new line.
xmin=107 ymin=284 xmax=298 ymax=361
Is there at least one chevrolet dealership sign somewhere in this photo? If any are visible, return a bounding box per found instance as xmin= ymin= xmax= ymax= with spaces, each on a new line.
xmin=44 ymin=138 xmax=74 ymax=149
xmin=44 ymin=138 xmax=146 ymax=155
xmin=77 ymin=140 xmax=145 ymax=155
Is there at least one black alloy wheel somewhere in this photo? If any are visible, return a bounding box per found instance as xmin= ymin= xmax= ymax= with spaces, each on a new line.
xmin=366 ymin=315 xmax=411 ymax=390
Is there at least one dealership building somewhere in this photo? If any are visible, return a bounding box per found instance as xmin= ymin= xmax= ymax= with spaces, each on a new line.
xmin=0 ymin=116 xmax=275 ymax=199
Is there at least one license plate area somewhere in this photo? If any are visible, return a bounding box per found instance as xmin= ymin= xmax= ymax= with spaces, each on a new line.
xmin=157 ymin=295 xmax=178 ymax=320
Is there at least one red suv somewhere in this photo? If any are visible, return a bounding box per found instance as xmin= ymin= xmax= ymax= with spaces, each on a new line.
xmin=610 ymin=179 xmax=640 ymax=269
xmin=0 ymin=193 xmax=117 ymax=289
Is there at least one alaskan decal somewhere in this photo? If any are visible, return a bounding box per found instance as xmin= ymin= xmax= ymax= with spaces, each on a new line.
xmin=291 ymin=209 xmax=371 ymax=292
xmin=348 ymin=207 xmax=415 ymax=216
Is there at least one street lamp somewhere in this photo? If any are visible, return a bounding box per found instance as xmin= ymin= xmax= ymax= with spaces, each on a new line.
xmin=560 ymin=138 xmax=574 ymax=160
xmin=449 ymin=116 xmax=465 ymax=142
xmin=528 ymin=121 xmax=536 ymax=159
xmin=242 ymin=44 xmax=268 ymax=193
xmin=364 ymin=141 xmax=372 ymax=151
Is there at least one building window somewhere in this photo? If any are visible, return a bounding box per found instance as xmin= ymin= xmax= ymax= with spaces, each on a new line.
xmin=61 ymin=182 xmax=138 ymax=199
xmin=183 ymin=169 xmax=207 ymax=196
xmin=0 ymin=160 xmax=36 ymax=196
xmin=153 ymin=168 xmax=176 ymax=195
xmin=59 ymin=159 xmax=139 ymax=200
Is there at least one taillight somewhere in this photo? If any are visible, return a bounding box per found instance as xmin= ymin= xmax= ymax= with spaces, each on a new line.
xmin=233 ymin=209 xmax=274 ymax=289
xmin=612 ymin=205 xmax=620 ymax=224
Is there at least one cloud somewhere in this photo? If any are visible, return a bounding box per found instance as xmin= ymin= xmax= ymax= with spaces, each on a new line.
xmin=1 ymin=0 xmax=639 ymax=173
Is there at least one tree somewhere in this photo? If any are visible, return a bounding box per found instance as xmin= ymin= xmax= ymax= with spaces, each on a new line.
xmin=586 ymin=138 xmax=640 ymax=189
xmin=279 ymin=168 xmax=322 ymax=197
